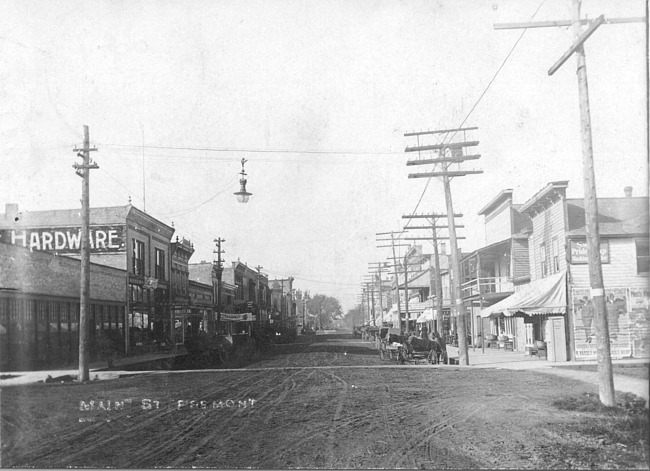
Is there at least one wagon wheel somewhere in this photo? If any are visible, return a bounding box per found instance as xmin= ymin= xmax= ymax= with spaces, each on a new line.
xmin=397 ymin=347 xmax=406 ymax=365
xmin=218 ymin=348 xmax=232 ymax=364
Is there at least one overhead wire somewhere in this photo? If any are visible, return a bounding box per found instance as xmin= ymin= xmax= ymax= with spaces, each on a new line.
xmin=370 ymin=0 xmax=546 ymax=300
xmin=400 ymin=0 xmax=547 ymax=235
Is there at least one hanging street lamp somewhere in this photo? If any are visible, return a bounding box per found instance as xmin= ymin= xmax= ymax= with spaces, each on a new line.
xmin=234 ymin=158 xmax=252 ymax=203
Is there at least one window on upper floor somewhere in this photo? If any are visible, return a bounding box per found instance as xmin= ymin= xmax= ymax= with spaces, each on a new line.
xmin=552 ymin=237 xmax=559 ymax=274
xmin=636 ymin=239 xmax=649 ymax=274
xmin=155 ymin=248 xmax=166 ymax=281
xmin=540 ymin=243 xmax=548 ymax=278
xmin=132 ymin=239 xmax=145 ymax=276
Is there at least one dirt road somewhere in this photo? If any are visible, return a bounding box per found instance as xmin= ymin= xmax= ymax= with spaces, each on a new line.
xmin=2 ymin=334 xmax=647 ymax=469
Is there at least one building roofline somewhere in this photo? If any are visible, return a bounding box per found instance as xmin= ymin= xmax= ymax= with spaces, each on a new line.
xmin=477 ymin=189 xmax=514 ymax=216
xmin=519 ymin=181 xmax=569 ymax=215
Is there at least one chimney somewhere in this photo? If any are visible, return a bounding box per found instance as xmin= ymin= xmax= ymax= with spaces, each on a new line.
xmin=5 ymin=203 xmax=18 ymax=221
xmin=624 ymin=186 xmax=633 ymax=197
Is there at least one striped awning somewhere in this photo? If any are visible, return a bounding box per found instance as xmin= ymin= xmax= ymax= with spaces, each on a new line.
xmin=480 ymin=270 xmax=566 ymax=318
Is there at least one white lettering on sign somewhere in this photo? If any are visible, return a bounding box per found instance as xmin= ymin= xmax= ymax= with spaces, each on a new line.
xmin=55 ymin=231 xmax=66 ymax=250
xmin=30 ymin=231 xmax=40 ymax=251
xmin=67 ymin=231 xmax=81 ymax=250
xmin=42 ymin=232 xmax=54 ymax=251
xmin=11 ymin=230 xmax=26 ymax=246
xmin=1 ymin=225 xmax=126 ymax=253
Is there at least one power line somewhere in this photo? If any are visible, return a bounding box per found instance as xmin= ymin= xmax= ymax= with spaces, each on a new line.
xmin=101 ymin=143 xmax=402 ymax=156
xmin=403 ymin=0 xmax=546 ymax=221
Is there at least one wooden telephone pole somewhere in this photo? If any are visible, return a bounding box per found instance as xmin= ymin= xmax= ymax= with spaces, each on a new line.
xmin=405 ymin=127 xmax=483 ymax=365
xmin=493 ymin=0 xmax=644 ymax=408
xmin=255 ymin=265 xmax=264 ymax=329
xmin=403 ymin=213 xmax=464 ymax=334
xmin=377 ymin=231 xmax=409 ymax=334
xmin=369 ymin=262 xmax=389 ymax=326
xmin=73 ymin=125 xmax=98 ymax=382
xmin=213 ymin=238 xmax=225 ymax=332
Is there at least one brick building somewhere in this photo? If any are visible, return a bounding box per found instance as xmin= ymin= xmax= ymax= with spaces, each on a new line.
xmin=0 ymin=203 xmax=175 ymax=354
xmin=0 ymin=243 xmax=126 ymax=370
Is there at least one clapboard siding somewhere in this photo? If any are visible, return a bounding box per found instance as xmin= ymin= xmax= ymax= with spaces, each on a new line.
xmin=569 ymin=238 xmax=648 ymax=289
xmin=528 ymin=199 xmax=567 ymax=282
xmin=484 ymin=200 xmax=512 ymax=246
xmin=512 ymin=238 xmax=529 ymax=279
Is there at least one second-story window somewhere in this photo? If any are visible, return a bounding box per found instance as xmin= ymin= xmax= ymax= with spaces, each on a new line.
xmin=636 ymin=239 xmax=649 ymax=274
xmin=552 ymin=237 xmax=559 ymax=273
xmin=132 ymin=239 xmax=145 ymax=276
xmin=155 ymin=248 xmax=165 ymax=280
xmin=540 ymin=243 xmax=548 ymax=278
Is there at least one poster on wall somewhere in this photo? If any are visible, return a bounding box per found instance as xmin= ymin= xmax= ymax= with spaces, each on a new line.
xmin=571 ymin=288 xmax=632 ymax=360
xmin=628 ymin=289 xmax=650 ymax=358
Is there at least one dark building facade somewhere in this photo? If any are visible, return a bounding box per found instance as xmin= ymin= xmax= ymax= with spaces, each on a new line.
xmin=0 ymin=203 xmax=175 ymax=355
xmin=0 ymin=243 xmax=126 ymax=371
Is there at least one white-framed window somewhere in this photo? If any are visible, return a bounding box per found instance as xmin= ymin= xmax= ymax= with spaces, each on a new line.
xmin=540 ymin=243 xmax=548 ymax=278
xmin=636 ymin=239 xmax=649 ymax=274
xmin=132 ymin=239 xmax=145 ymax=275
xmin=155 ymin=248 xmax=165 ymax=280
xmin=552 ymin=237 xmax=559 ymax=273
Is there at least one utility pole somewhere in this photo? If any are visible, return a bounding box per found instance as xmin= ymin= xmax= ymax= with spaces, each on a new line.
xmin=370 ymin=282 xmax=376 ymax=326
xmin=491 ymin=0 xmax=643 ymax=410
xmin=405 ymin=127 xmax=483 ymax=365
xmin=403 ymin=251 xmax=410 ymax=333
xmin=213 ymin=238 xmax=225 ymax=334
xmin=280 ymin=279 xmax=284 ymax=324
xmin=255 ymin=265 xmax=263 ymax=329
xmin=73 ymin=125 xmax=98 ymax=382
xmin=377 ymin=231 xmax=409 ymax=334
xmin=403 ymin=214 xmax=459 ymax=334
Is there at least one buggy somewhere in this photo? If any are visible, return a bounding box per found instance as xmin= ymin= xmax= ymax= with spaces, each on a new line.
xmin=397 ymin=336 xmax=447 ymax=365
xmin=184 ymin=333 xmax=234 ymax=368
xmin=379 ymin=327 xmax=403 ymax=362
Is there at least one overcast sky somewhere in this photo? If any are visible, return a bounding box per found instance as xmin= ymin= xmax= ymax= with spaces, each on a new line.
xmin=1 ymin=0 xmax=646 ymax=312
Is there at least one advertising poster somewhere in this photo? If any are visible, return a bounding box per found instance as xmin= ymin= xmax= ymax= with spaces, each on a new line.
xmin=572 ymin=287 xmax=631 ymax=360
xmin=629 ymin=289 xmax=650 ymax=358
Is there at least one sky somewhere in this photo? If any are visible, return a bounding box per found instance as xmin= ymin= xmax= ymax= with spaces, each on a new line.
xmin=1 ymin=0 xmax=647 ymax=312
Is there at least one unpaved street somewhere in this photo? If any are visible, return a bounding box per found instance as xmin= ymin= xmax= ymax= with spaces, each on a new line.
xmin=2 ymin=334 xmax=647 ymax=469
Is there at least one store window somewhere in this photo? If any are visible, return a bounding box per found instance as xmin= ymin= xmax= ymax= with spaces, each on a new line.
xmin=132 ymin=239 xmax=145 ymax=275
xmin=636 ymin=239 xmax=649 ymax=274
xmin=155 ymin=248 xmax=165 ymax=280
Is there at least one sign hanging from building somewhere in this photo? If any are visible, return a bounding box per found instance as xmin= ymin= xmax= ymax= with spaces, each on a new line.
xmin=569 ymin=239 xmax=609 ymax=264
xmin=144 ymin=277 xmax=159 ymax=290
xmin=0 ymin=225 xmax=126 ymax=254
xmin=221 ymin=312 xmax=255 ymax=322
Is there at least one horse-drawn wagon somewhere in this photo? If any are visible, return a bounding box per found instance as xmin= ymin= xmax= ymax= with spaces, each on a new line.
xmin=397 ymin=335 xmax=447 ymax=365
xmin=184 ymin=333 xmax=234 ymax=368
xmin=379 ymin=327 xmax=403 ymax=362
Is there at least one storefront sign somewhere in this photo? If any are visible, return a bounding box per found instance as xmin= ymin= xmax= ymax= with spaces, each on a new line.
xmin=0 ymin=225 xmax=126 ymax=253
xmin=144 ymin=277 xmax=159 ymax=290
xmin=569 ymin=240 xmax=609 ymax=264
xmin=221 ymin=312 xmax=255 ymax=322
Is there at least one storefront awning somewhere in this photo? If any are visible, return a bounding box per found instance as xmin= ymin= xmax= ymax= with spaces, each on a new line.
xmin=480 ymin=270 xmax=566 ymax=318
xmin=416 ymin=307 xmax=435 ymax=323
